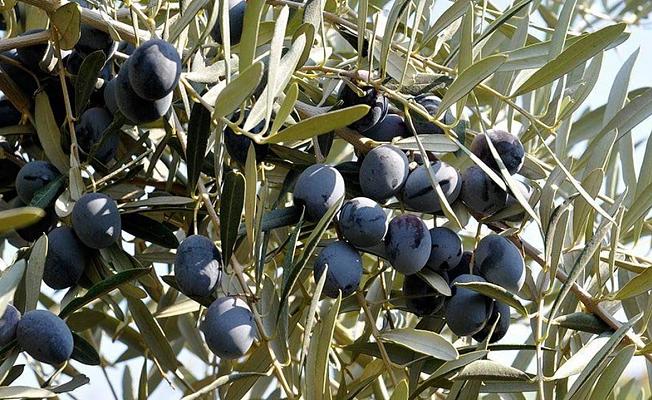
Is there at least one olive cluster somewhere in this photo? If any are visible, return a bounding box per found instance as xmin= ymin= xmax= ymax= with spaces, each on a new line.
xmin=287 ymin=77 xmax=529 ymax=343
xmin=173 ymin=235 xmax=256 ymax=359
xmin=0 ymin=0 xmax=533 ymax=363
xmin=1 ymin=16 xmax=183 ymax=254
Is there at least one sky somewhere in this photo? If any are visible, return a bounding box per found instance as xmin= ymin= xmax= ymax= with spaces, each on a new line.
xmin=5 ymin=1 xmax=652 ymax=399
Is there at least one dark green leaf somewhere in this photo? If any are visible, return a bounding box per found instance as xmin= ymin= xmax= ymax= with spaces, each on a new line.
xmin=186 ymin=102 xmax=212 ymax=192
xmin=60 ymin=268 xmax=152 ymax=318
xmin=277 ymin=196 xmax=342 ymax=319
xmin=220 ymin=171 xmax=245 ymax=264
xmin=34 ymin=92 xmax=69 ymax=173
xmin=238 ymin=206 xmax=302 ymax=235
xmin=1 ymin=364 xmax=24 ymax=386
xmin=29 ymin=175 xmax=66 ymax=209
xmin=70 ymin=333 xmax=100 ymax=365
xmin=265 ymin=105 xmax=371 ymax=144
xmin=74 ymin=50 xmax=107 ymax=116
xmin=121 ymin=214 xmax=179 ymax=249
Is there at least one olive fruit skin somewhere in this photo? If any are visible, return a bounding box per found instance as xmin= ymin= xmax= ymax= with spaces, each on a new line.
xmin=224 ymin=129 xmax=269 ymax=165
xmin=65 ymin=51 xmax=84 ymax=75
xmin=43 ymin=227 xmax=88 ymax=290
xmin=403 ymin=273 xmax=445 ymax=316
xmin=362 ymin=114 xmax=408 ymax=142
xmin=339 ymin=84 xmax=388 ymax=133
xmin=76 ymin=107 xmax=118 ymax=164
xmin=293 ymin=164 xmax=345 ymax=222
xmin=445 ymin=274 xmax=494 ymax=336
xmin=210 ymin=0 xmax=247 ymax=45
xmin=473 ymin=234 xmax=525 ymax=293
xmin=412 ymin=95 xmax=455 ymax=135
xmin=174 ymin=235 xmax=222 ymax=298
xmin=201 ymin=296 xmax=256 ymax=359
xmin=0 ymin=305 xmax=21 ymax=347
xmin=16 ymin=29 xmax=49 ymax=70
xmin=447 ymin=251 xmax=472 ymax=282
xmin=401 ymin=162 xmax=461 ymax=213
xmin=71 ymin=0 xmax=116 ymax=59
xmin=15 ymin=161 xmax=60 ymax=204
xmin=0 ymin=140 xmax=20 ymax=191
xmin=103 ymin=78 xmax=119 ymax=115
xmin=313 ymin=241 xmax=363 ymax=298
xmin=501 ymin=180 xmax=533 ymax=222
xmin=16 ymin=310 xmax=73 ymax=365
xmin=72 ymin=192 xmax=122 ymax=249
xmin=115 ymin=65 xmax=172 ymax=124
xmin=0 ymin=98 xmax=22 ymax=127
xmin=384 ymin=214 xmax=431 ymax=275
xmin=473 ymin=301 xmax=510 ymax=343
xmin=223 ymin=117 xmax=268 ymax=166
xmin=0 ymin=50 xmax=39 ymax=97
xmin=128 ymin=39 xmax=181 ymax=101
xmin=470 ymin=130 xmax=525 ymax=175
xmin=117 ymin=41 xmax=136 ymax=55
xmin=76 ymin=25 xmax=116 ymax=57
xmin=426 ymin=227 xmax=463 ymax=272
xmin=359 ymin=145 xmax=409 ymax=202
xmin=339 ymin=197 xmax=387 ymax=247
xmin=459 ymin=165 xmax=507 ymax=216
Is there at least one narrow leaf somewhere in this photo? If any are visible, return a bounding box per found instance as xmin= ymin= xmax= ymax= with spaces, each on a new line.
xmin=60 ymin=268 xmax=152 ymax=318
xmin=127 ymin=297 xmax=178 ymax=372
xmin=186 ymin=102 xmax=212 ymax=192
xmin=513 ymin=23 xmax=627 ymax=97
xmin=552 ymin=312 xmax=612 ymax=334
xmin=436 ymin=55 xmax=507 ymax=118
xmin=25 ymin=235 xmax=47 ymax=312
xmin=238 ymin=0 xmax=266 ymax=71
xmin=70 ymin=332 xmax=101 ymax=365
xmin=213 ymin=61 xmax=264 ymax=121
xmin=0 ymin=386 xmax=56 ymax=399
xmin=74 ymin=51 xmax=106 ymax=116
xmin=29 ymin=175 xmax=66 ymax=209
xmin=587 ymin=345 xmax=635 ymax=400
xmin=306 ymin=295 xmax=341 ymax=400
xmin=220 ymin=171 xmax=245 ymax=265
xmin=265 ymin=105 xmax=370 ymax=144
xmin=121 ymin=214 xmax=179 ymax=249
xmin=0 ymin=207 xmax=45 ymax=233
xmin=35 ymin=91 xmax=69 ymax=173
xmin=381 ymin=328 xmax=458 ymax=361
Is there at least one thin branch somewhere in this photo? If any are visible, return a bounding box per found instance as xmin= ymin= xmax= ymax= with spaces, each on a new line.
xmin=19 ymin=0 xmax=149 ymax=44
xmin=0 ymin=29 xmax=50 ymax=53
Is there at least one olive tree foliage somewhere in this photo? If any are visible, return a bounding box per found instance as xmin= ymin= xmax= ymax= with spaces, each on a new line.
xmin=0 ymin=0 xmax=650 ymax=398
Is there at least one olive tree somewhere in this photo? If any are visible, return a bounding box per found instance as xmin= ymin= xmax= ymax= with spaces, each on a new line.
xmin=0 ymin=0 xmax=651 ymax=398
